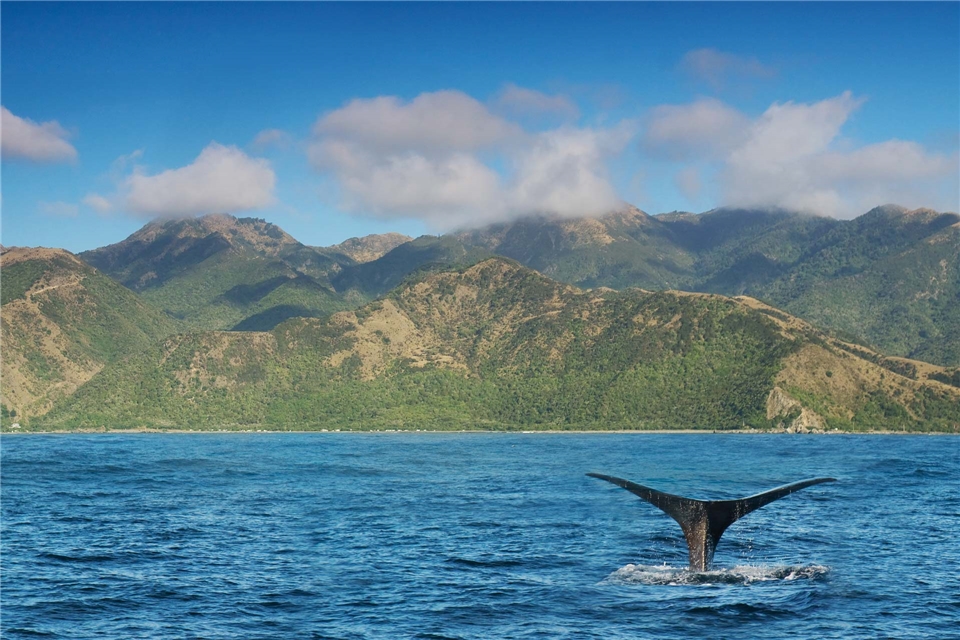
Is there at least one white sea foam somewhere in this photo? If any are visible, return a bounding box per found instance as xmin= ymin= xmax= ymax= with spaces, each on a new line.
xmin=605 ymin=563 xmax=830 ymax=586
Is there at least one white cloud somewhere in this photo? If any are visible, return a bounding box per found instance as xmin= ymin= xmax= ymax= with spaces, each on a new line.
xmin=674 ymin=166 xmax=702 ymax=201
xmin=251 ymin=129 xmax=291 ymax=150
xmin=495 ymin=84 xmax=580 ymax=120
xmin=816 ymin=139 xmax=956 ymax=185
xmin=38 ymin=201 xmax=79 ymax=217
xmin=679 ymin=48 xmax=776 ymax=90
xmin=508 ymin=126 xmax=630 ymax=219
xmin=120 ymin=143 xmax=275 ymax=217
xmin=110 ymin=149 xmax=143 ymax=175
xmin=728 ymin=92 xmax=864 ymax=173
xmin=1 ymin=106 xmax=78 ymax=163
xmin=309 ymin=90 xmax=632 ymax=229
xmin=642 ymin=98 xmax=750 ymax=160
xmin=83 ymin=193 xmax=113 ymax=214
xmin=640 ymin=92 xmax=958 ymax=217
xmin=314 ymin=90 xmax=521 ymax=155
xmin=321 ymin=141 xmax=503 ymax=226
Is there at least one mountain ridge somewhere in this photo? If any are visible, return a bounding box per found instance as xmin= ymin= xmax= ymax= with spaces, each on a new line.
xmin=70 ymin=203 xmax=960 ymax=364
xmin=79 ymin=214 xmax=357 ymax=331
xmin=37 ymin=258 xmax=960 ymax=432
xmin=318 ymin=232 xmax=413 ymax=264
xmin=1 ymin=247 xmax=179 ymax=419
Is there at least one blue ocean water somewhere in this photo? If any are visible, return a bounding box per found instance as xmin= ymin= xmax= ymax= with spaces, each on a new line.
xmin=2 ymin=433 xmax=958 ymax=639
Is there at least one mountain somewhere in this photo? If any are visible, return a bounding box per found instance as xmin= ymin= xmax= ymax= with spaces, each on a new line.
xmin=453 ymin=206 xmax=693 ymax=289
xmin=319 ymin=232 xmax=412 ymax=264
xmin=448 ymin=205 xmax=959 ymax=365
xmin=70 ymin=204 xmax=960 ymax=366
xmin=80 ymin=214 xmax=356 ymax=331
xmin=1 ymin=247 xmax=178 ymax=420
xmin=331 ymin=235 xmax=492 ymax=296
xmin=41 ymin=259 xmax=960 ymax=432
xmin=731 ymin=206 xmax=960 ymax=366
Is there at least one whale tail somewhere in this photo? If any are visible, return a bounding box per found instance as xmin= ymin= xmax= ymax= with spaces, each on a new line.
xmin=587 ymin=473 xmax=836 ymax=571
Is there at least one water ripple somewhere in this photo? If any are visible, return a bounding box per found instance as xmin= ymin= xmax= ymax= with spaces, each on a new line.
xmin=2 ymin=433 xmax=958 ymax=639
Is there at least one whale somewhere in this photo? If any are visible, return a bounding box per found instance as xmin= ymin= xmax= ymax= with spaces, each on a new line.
xmin=587 ymin=473 xmax=836 ymax=571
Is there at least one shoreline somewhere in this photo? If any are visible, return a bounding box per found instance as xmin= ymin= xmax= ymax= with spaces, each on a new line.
xmin=2 ymin=427 xmax=956 ymax=436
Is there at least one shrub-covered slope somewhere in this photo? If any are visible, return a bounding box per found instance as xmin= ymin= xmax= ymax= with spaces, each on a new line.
xmin=738 ymin=207 xmax=960 ymax=366
xmin=80 ymin=214 xmax=354 ymax=330
xmin=1 ymin=248 xmax=178 ymax=420
xmin=42 ymin=259 xmax=960 ymax=432
xmin=452 ymin=205 xmax=960 ymax=365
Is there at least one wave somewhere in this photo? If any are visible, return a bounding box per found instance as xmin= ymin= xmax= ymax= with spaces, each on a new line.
xmin=604 ymin=563 xmax=830 ymax=586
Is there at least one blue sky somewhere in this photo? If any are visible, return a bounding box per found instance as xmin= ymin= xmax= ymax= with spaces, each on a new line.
xmin=2 ymin=2 xmax=958 ymax=252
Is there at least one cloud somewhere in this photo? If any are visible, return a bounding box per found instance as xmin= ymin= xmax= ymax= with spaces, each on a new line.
xmin=642 ymin=98 xmax=750 ymax=160
xmin=120 ymin=143 xmax=275 ymax=217
xmin=674 ymin=167 xmax=702 ymax=201
xmin=508 ymin=126 xmax=630 ymax=219
xmin=1 ymin=106 xmax=78 ymax=163
xmin=494 ymin=84 xmax=580 ymax=120
xmin=679 ymin=48 xmax=776 ymax=90
xmin=727 ymin=92 xmax=864 ymax=173
xmin=38 ymin=201 xmax=79 ymax=217
xmin=83 ymin=193 xmax=113 ymax=214
xmin=318 ymin=142 xmax=503 ymax=226
xmin=251 ymin=128 xmax=292 ymax=150
xmin=309 ymin=90 xmax=632 ymax=229
xmin=314 ymin=90 xmax=521 ymax=155
xmin=110 ymin=149 xmax=143 ymax=174
xmin=816 ymin=139 xmax=956 ymax=185
xmin=722 ymin=92 xmax=869 ymax=214
xmin=644 ymin=91 xmax=958 ymax=217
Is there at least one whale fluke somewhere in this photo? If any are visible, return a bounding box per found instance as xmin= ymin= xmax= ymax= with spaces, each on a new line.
xmin=587 ymin=473 xmax=836 ymax=571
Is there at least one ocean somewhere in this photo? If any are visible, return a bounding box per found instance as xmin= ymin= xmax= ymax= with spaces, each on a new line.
xmin=2 ymin=433 xmax=958 ymax=638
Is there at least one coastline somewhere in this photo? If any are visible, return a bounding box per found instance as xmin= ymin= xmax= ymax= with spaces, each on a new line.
xmin=3 ymin=427 xmax=956 ymax=435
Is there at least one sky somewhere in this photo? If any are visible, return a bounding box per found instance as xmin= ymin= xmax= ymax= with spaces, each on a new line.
xmin=2 ymin=2 xmax=958 ymax=253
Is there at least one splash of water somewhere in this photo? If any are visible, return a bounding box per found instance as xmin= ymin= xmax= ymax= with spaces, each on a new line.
xmin=605 ymin=563 xmax=830 ymax=586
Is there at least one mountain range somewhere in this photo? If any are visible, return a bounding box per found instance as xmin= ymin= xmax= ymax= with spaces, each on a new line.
xmin=37 ymin=258 xmax=960 ymax=432
xmin=74 ymin=204 xmax=960 ymax=367
xmin=2 ymin=203 xmax=958 ymax=431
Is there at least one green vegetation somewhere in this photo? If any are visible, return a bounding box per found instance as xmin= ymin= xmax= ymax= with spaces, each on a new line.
xmin=454 ymin=208 xmax=694 ymax=290
xmin=736 ymin=207 xmax=960 ymax=367
xmin=80 ymin=214 xmax=357 ymax=330
xmin=1 ymin=259 xmax=49 ymax=305
xmin=443 ymin=205 xmax=960 ymax=366
xmin=7 ymin=208 xmax=959 ymax=431
xmin=41 ymin=259 xmax=959 ymax=432
xmin=1 ymin=249 xmax=180 ymax=421
xmin=332 ymin=235 xmax=493 ymax=296
xmin=930 ymin=369 xmax=960 ymax=389
xmin=136 ymin=251 xmax=355 ymax=330
xmin=75 ymin=206 xmax=960 ymax=365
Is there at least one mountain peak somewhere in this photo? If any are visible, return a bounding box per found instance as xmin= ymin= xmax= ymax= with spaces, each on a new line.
xmin=599 ymin=204 xmax=653 ymax=223
xmin=859 ymin=204 xmax=957 ymax=227
xmin=863 ymin=203 xmax=909 ymax=218
xmin=0 ymin=246 xmax=81 ymax=268
xmin=79 ymin=214 xmax=317 ymax=291
xmin=133 ymin=213 xmax=299 ymax=255
xmin=322 ymin=232 xmax=413 ymax=264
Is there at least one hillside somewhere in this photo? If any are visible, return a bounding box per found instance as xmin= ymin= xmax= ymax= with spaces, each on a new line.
xmin=74 ymin=206 xmax=959 ymax=364
xmin=80 ymin=214 xmax=357 ymax=331
xmin=319 ymin=232 xmax=413 ymax=264
xmin=454 ymin=206 xmax=693 ymax=290
xmin=331 ymin=235 xmax=493 ymax=296
xmin=735 ymin=206 xmax=960 ymax=366
xmin=41 ymin=259 xmax=960 ymax=432
xmin=1 ymin=247 xmax=179 ymax=420
xmin=448 ymin=205 xmax=959 ymax=365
